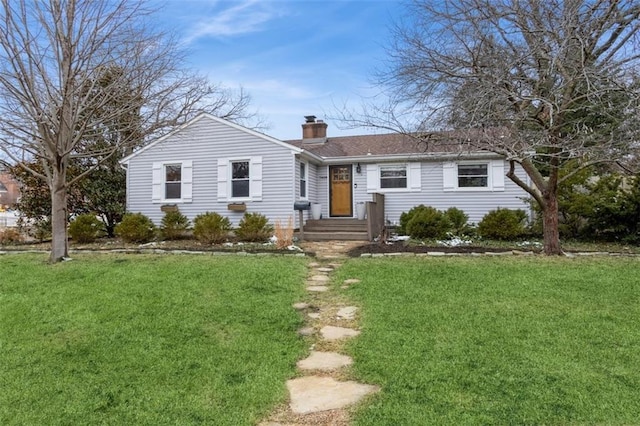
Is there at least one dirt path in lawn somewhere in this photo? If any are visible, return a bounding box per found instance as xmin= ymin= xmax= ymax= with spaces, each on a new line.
xmin=259 ymin=241 xmax=379 ymax=426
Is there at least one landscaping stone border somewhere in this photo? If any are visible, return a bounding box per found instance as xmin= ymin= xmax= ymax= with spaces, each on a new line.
xmin=358 ymin=250 xmax=640 ymax=258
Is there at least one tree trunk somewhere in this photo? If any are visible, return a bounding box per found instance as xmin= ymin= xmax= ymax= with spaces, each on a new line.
xmin=50 ymin=169 xmax=69 ymax=263
xmin=541 ymin=190 xmax=562 ymax=255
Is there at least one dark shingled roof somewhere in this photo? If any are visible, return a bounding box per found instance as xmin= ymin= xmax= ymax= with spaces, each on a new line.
xmin=285 ymin=132 xmax=482 ymax=158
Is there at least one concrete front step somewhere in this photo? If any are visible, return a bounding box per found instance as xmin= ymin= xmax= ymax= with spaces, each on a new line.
xmin=301 ymin=231 xmax=369 ymax=241
xmin=306 ymin=219 xmax=365 ymax=226
xmin=303 ymin=219 xmax=367 ymax=233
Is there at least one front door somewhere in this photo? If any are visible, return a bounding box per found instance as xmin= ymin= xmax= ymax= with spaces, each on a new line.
xmin=329 ymin=165 xmax=353 ymax=217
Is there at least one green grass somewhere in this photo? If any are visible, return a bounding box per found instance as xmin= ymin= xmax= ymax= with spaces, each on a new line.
xmin=0 ymin=254 xmax=308 ymax=425
xmin=336 ymin=257 xmax=640 ymax=425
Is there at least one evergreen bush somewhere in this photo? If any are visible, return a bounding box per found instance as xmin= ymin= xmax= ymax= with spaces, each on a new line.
xmin=477 ymin=208 xmax=527 ymax=240
xmin=444 ymin=207 xmax=471 ymax=235
xmin=115 ymin=213 xmax=156 ymax=243
xmin=193 ymin=212 xmax=231 ymax=244
xmin=235 ymin=212 xmax=273 ymax=242
xmin=160 ymin=210 xmax=190 ymax=240
xmin=398 ymin=204 xmax=430 ymax=235
xmin=406 ymin=206 xmax=452 ymax=239
xmin=68 ymin=214 xmax=105 ymax=243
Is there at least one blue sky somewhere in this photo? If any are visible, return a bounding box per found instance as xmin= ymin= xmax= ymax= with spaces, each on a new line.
xmin=157 ymin=0 xmax=403 ymax=140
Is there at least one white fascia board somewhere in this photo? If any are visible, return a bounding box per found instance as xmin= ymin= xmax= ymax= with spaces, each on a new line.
xmin=298 ymin=150 xmax=324 ymax=164
xmin=319 ymin=152 xmax=504 ymax=164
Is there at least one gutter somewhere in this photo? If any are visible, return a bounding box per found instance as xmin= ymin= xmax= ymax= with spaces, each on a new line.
xmin=307 ymin=151 xmax=505 ymax=165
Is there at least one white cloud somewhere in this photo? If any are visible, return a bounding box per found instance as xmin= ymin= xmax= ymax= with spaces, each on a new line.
xmin=183 ymin=0 xmax=284 ymax=42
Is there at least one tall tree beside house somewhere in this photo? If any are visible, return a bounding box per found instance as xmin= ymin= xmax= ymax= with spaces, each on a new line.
xmin=0 ymin=0 xmax=256 ymax=262
xmin=341 ymin=0 xmax=640 ymax=254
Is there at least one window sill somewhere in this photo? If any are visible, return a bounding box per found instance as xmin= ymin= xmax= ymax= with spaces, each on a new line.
xmin=367 ymin=188 xmax=417 ymax=193
xmin=444 ymin=187 xmax=494 ymax=192
xmin=154 ymin=198 xmax=188 ymax=204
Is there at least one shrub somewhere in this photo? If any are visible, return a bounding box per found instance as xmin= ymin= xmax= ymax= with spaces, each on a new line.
xmin=406 ymin=206 xmax=452 ymax=239
xmin=160 ymin=210 xmax=190 ymax=240
xmin=193 ymin=212 xmax=231 ymax=244
xmin=444 ymin=207 xmax=471 ymax=235
xmin=115 ymin=213 xmax=156 ymax=243
xmin=68 ymin=214 xmax=105 ymax=243
xmin=235 ymin=212 xmax=273 ymax=242
xmin=398 ymin=204 xmax=430 ymax=235
xmin=0 ymin=228 xmax=23 ymax=245
xmin=477 ymin=208 xmax=527 ymax=240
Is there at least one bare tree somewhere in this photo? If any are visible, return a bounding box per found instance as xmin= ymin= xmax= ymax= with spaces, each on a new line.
xmin=0 ymin=0 xmax=256 ymax=262
xmin=338 ymin=0 xmax=640 ymax=255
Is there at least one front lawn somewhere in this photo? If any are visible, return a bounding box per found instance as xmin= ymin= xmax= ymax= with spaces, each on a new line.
xmin=0 ymin=254 xmax=307 ymax=425
xmin=336 ymin=256 xmax=640 ymax=424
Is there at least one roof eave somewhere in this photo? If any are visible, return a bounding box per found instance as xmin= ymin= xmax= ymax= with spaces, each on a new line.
xmin=318 ymin=151 xmax=502 ymax=164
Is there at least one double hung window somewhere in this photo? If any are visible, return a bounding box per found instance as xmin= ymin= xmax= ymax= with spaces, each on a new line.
xmin=379 ymin=165 xmax=407 ymax=189
xmin=457 ymin=164 xmax=488 ymax=188
xmin=164 ymin=164 xmax=182 ymax=199
xmin=231 ymin=160 xmax=250 ymax=198
xmin=300 ymin=162 xmax=307 ymax=198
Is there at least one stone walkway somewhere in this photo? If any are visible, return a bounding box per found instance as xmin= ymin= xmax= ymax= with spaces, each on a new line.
xmin=259 ymin=241 xmax=378 ymax=426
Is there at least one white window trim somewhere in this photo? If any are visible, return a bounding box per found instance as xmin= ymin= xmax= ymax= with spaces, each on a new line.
xmin=230 ymin=159 xmax=251 ymax=200
xmin=366 ymin=163 xmax=421 ymax=193
xmin=299 ymin=160 xmax=308 ymax=200
xmin=217 ymin=156 xmax=263 ymax=202
xmin=152 ymin=160 xmax=193 ymax=203
xmin=443 ymin=160 xmax=505 ymax=192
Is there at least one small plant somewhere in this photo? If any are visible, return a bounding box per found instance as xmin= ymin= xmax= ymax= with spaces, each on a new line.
xmin=477 ymin=208 xmax=528 ymax=240
xmin=115 ymin=213 xmax=156 ymax=243
xmin=68 ymin=214 xmax=105 ymax=243
xmin=273 ymin=216 xmax=294 ymax=249
xmin=235 ymin=212 xmax=273 ymax=242
xmin=406 ymin=206 xmax=452 ymax=239
xmin=444 ymin=207 xmax=471 ymax=235
xmin=0 ymin=228 xmax=23 ymax=245
xmin=193 ymin=212 xmax=231 ymax=244
xmin=160 ymin=210 xmax=190 ymax=240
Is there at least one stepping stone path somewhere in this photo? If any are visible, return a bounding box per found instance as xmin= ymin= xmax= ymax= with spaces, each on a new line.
xmin=337 ymin=306 xmax=358 ymax=320
xmin=320 ymin=325 xmax=360 ymax=341
xmin=287 ymin=377 xmax=379 ymax=415
xmin=297 ymin=351 xmax=353 ymax=371
xmin=310 ymin=274 xmax=330 ymax=282
xmin=260 ymin=240 xmax=377 ymax=426
xmin=306 ymin=285 xmax=329 ymax=292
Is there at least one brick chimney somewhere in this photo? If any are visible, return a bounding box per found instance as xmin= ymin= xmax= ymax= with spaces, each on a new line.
xmin=302 ymin=115 xmax=328 ymax=144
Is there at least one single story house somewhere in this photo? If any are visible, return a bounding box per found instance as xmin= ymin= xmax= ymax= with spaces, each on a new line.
xmin=120 ymin=113 xmax=530 ymax=239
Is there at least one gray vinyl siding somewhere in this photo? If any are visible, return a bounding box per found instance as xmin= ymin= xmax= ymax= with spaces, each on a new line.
xmin=317 ymin=165 xmax=330 ymax=218
xmin=293 ymin=157 xmax=317 ymax=226
xmin=125 ymin=116 xmax=296 ymax=227
xmin=293 ymin=159 xmax=321 ymax=224
xmin=352 ymin=159 xmax=529 ymax=225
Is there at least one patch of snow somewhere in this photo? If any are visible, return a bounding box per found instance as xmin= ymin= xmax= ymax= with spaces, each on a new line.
xmin=388 ymin=235 xmax=410 ymax=242
xmin=516 ymin=241 xmax=543 ymax=248
xmin=437 ymin=234 xmax=473 ymax=247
